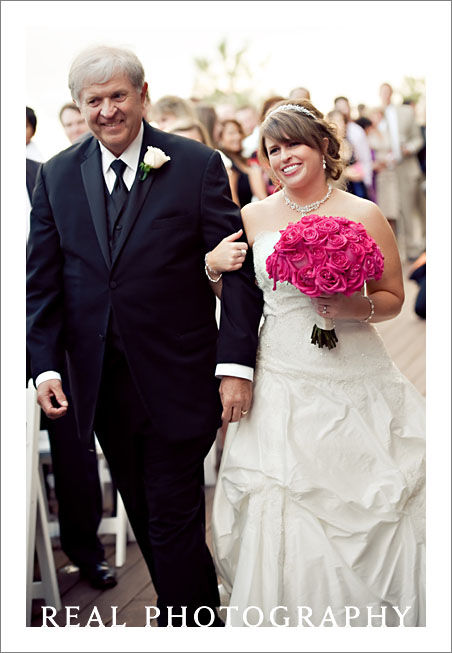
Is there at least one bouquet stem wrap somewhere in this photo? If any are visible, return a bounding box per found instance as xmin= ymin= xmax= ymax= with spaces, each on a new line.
xmin=311 ymin=316 xmax=338 ymax=349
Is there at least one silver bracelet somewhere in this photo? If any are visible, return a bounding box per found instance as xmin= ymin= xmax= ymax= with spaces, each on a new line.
xmin=204 ymin=252 xmax=222 ymax=283
xmin=360 ymin=295 xmax=375 ymax=323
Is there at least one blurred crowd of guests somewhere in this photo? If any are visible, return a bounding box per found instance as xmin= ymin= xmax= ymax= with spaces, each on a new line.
xmin=27 ymin=80 xmax=426 ymax=267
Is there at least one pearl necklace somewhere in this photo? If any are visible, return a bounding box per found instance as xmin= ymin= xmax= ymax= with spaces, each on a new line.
xmin=283 ymin=184 xmax=332 ymax=216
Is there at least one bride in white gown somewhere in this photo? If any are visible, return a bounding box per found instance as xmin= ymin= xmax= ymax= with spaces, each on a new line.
xmin=206 ymin=100 xmax=425 ymax=627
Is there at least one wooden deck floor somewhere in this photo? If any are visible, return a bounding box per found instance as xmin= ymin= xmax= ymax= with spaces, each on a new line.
xmin=30 ymin=271 xmax=426 ymax=627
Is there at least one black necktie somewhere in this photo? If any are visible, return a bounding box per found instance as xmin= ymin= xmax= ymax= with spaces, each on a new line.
xmin=110 ymin=159 xmax=128 ymax=213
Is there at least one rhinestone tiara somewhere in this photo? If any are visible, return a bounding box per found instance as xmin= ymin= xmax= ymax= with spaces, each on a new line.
xmin=266 ymin=103 xmax=316 ymax=120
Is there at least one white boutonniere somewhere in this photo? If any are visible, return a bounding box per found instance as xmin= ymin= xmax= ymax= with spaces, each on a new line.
xmin=139 ymin=146 xmax=171 ymax=180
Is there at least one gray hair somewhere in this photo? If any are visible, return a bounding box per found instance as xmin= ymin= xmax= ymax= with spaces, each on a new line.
xmin=69 ymin=45 xmax=145 ymax=104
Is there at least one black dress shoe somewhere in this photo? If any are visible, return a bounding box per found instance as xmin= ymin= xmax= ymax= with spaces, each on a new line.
xmin=80 ymin=561 xmax=117 ymax=590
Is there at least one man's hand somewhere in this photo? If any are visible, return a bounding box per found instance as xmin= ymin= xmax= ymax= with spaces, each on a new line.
xmin=37 ymin=379 xmax=68 ymax=420
xmin=219 ymin=376 xmax=252 ymax=423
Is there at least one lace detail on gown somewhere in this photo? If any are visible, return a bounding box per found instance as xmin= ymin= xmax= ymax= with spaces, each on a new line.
xmin=212 ymin=231 xmax=426 ymax=626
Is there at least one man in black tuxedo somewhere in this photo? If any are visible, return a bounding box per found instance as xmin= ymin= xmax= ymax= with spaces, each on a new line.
xmin=27 ymin=46 xmax=262 ymax=626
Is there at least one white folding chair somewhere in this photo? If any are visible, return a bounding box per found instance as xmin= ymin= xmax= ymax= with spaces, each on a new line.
xmin=37 ymin=428 xmax=132 ymax=567
xmin=26 ymin=381 xmax=61 ymax=626
xmin=94 ymin=437 xmax=133 ymax=566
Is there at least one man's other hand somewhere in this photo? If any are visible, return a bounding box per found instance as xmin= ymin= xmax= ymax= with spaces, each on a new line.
xmin=37 ymin=379 xmax=68 ymax=419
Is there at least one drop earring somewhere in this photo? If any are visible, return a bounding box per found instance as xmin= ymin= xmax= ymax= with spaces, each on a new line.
xmin=322 ymin=156 xmax=326 ymax=170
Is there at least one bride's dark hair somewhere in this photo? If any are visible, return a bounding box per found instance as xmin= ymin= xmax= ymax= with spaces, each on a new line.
xmin=258 ymin=99 xmax=343 ymax=182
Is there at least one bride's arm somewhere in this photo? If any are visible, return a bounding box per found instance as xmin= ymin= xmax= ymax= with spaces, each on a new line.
xmin=205 ymin=228 xmax=249 ymax=298
xmin=311 ymin=203 xmax=405 ymax=323
xmin=206 ymin=203 xmax=263 ymax=297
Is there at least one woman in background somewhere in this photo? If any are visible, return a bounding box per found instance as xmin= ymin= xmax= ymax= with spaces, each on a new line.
xmin=217 ymin=119 xmax=267 ymax=207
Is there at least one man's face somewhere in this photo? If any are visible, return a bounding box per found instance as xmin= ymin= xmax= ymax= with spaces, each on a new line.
xmin=236 ymin=108 xmax=257 ymax=136
xmin=60 ymin=107 xmax=90 ymax=144
xmin=379 ymin=84 xmax=392 ymax=106
xmin=78 ymin=73 xmax=147 ymax=156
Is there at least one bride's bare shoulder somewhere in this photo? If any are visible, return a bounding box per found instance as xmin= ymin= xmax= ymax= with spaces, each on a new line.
xmin=241 ymin=192 xmax=281 ymax=244
xmin=331 ymin=188 xmax=394 ymax=243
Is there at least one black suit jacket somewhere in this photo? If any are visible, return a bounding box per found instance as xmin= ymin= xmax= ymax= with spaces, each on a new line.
xmin=26 ymin=158 xmax=41 ymax=202
xmin=27 ymin=121 xmax=263 ymax=443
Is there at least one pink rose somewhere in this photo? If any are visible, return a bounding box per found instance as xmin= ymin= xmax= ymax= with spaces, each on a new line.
xmin=289 ymin=249 xmax=311 ymax=270
xmin=301 ymin=225 xmax=326 ymax=245
xmin=340 ymin=227 xmax=360 ymax=242
xmin=326 ymin=233 xmax=348 ymax=250
xmin=353 ymin=222 xmax=367 ymax=235
xmin=345 ymin=263 xmax=366 ymax=294
xmin=299 ymin=214 xmax=318 ymax=226
xmin=360 ymin=236 xmax=375 ymax=253
xmin=362 ymin=255 xmax=376 ymax=279
xmin=279 ymin=255 xmax=294 ymax=281
xmin=373 ymin=251 xmax=384 ymax=279
xmin=278 ymin=224 xmax=305 ymax=248
xmin=310 ymin=245 xmax=327 ymax=265
xmin=316 ymin=266 xmax=347 ymax=294
xmin=317 ymin=218 xmax=341 ymax=234
xmin=345 ymin=241 xmax=366 ymax=264
xmin=294 ymin=265 xmax=318 ymax=295
xmin=266 ymin=253 xmax=278 ymax=286
xmin=329 ymin=251 xmax=351 ymax=272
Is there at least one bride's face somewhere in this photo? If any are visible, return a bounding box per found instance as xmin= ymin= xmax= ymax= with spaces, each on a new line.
xmin=265 ymin=137 xmax=323 ymax=191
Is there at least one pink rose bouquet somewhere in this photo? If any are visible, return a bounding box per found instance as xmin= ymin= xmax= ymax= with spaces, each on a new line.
xmin=266 ymin=215 xmax=384 ymax=349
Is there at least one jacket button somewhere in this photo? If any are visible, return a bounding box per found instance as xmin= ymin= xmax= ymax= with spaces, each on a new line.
xmin=110 ymin=281 xmax=117 ymax=289
xmin=98 ymin=334 xmax=105 ymax=341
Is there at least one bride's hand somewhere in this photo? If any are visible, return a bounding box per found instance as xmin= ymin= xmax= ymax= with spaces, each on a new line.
xmin=206 ymin=229 xmax=248 ymax=273
xmin=311 ymin=292 xmax=373 ymax=321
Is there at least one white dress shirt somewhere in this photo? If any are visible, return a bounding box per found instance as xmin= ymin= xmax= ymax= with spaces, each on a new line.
xmin=26 ymin=141 xmax=45 ymax=163
xmin=35 ymin=124 xmax=253 ymax=387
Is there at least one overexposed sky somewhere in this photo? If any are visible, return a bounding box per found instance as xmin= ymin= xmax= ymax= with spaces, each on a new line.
xmin=23 ymin=0 xmax=433 ymax=158
xmin=1 ymin=1 xmax=451 ymax=652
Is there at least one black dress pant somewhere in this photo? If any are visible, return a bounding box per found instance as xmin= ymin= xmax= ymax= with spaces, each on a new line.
xmin=42 ymin=384 xmax=105 ymax=571
xmin=94 ymin=339 xmax=222 ymax=626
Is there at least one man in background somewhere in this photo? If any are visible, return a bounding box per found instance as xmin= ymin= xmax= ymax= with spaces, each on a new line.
xmin=378 ymin=82 xmax=425 ymax=261
xmin=59 ymin=102 xmax=90 ymax=144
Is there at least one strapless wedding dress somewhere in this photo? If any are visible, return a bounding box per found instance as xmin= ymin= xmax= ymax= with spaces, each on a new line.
xmin=212 ymin=231 xmax=425 ymax=627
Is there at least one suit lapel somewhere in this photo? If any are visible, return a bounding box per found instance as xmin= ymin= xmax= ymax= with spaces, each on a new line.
xmin=81 ymin=139 xmax=111 ymax=269
xmin=111 ymin=123 xmax=158 ymax=267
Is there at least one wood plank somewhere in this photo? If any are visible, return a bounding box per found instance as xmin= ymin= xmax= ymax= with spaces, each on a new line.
xmin=32 ymin=541 xmax=142 ymax=627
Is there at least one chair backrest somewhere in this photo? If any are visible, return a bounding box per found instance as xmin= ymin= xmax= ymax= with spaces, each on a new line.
xmin=26 ymin=381 xmax=41 ymax=537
